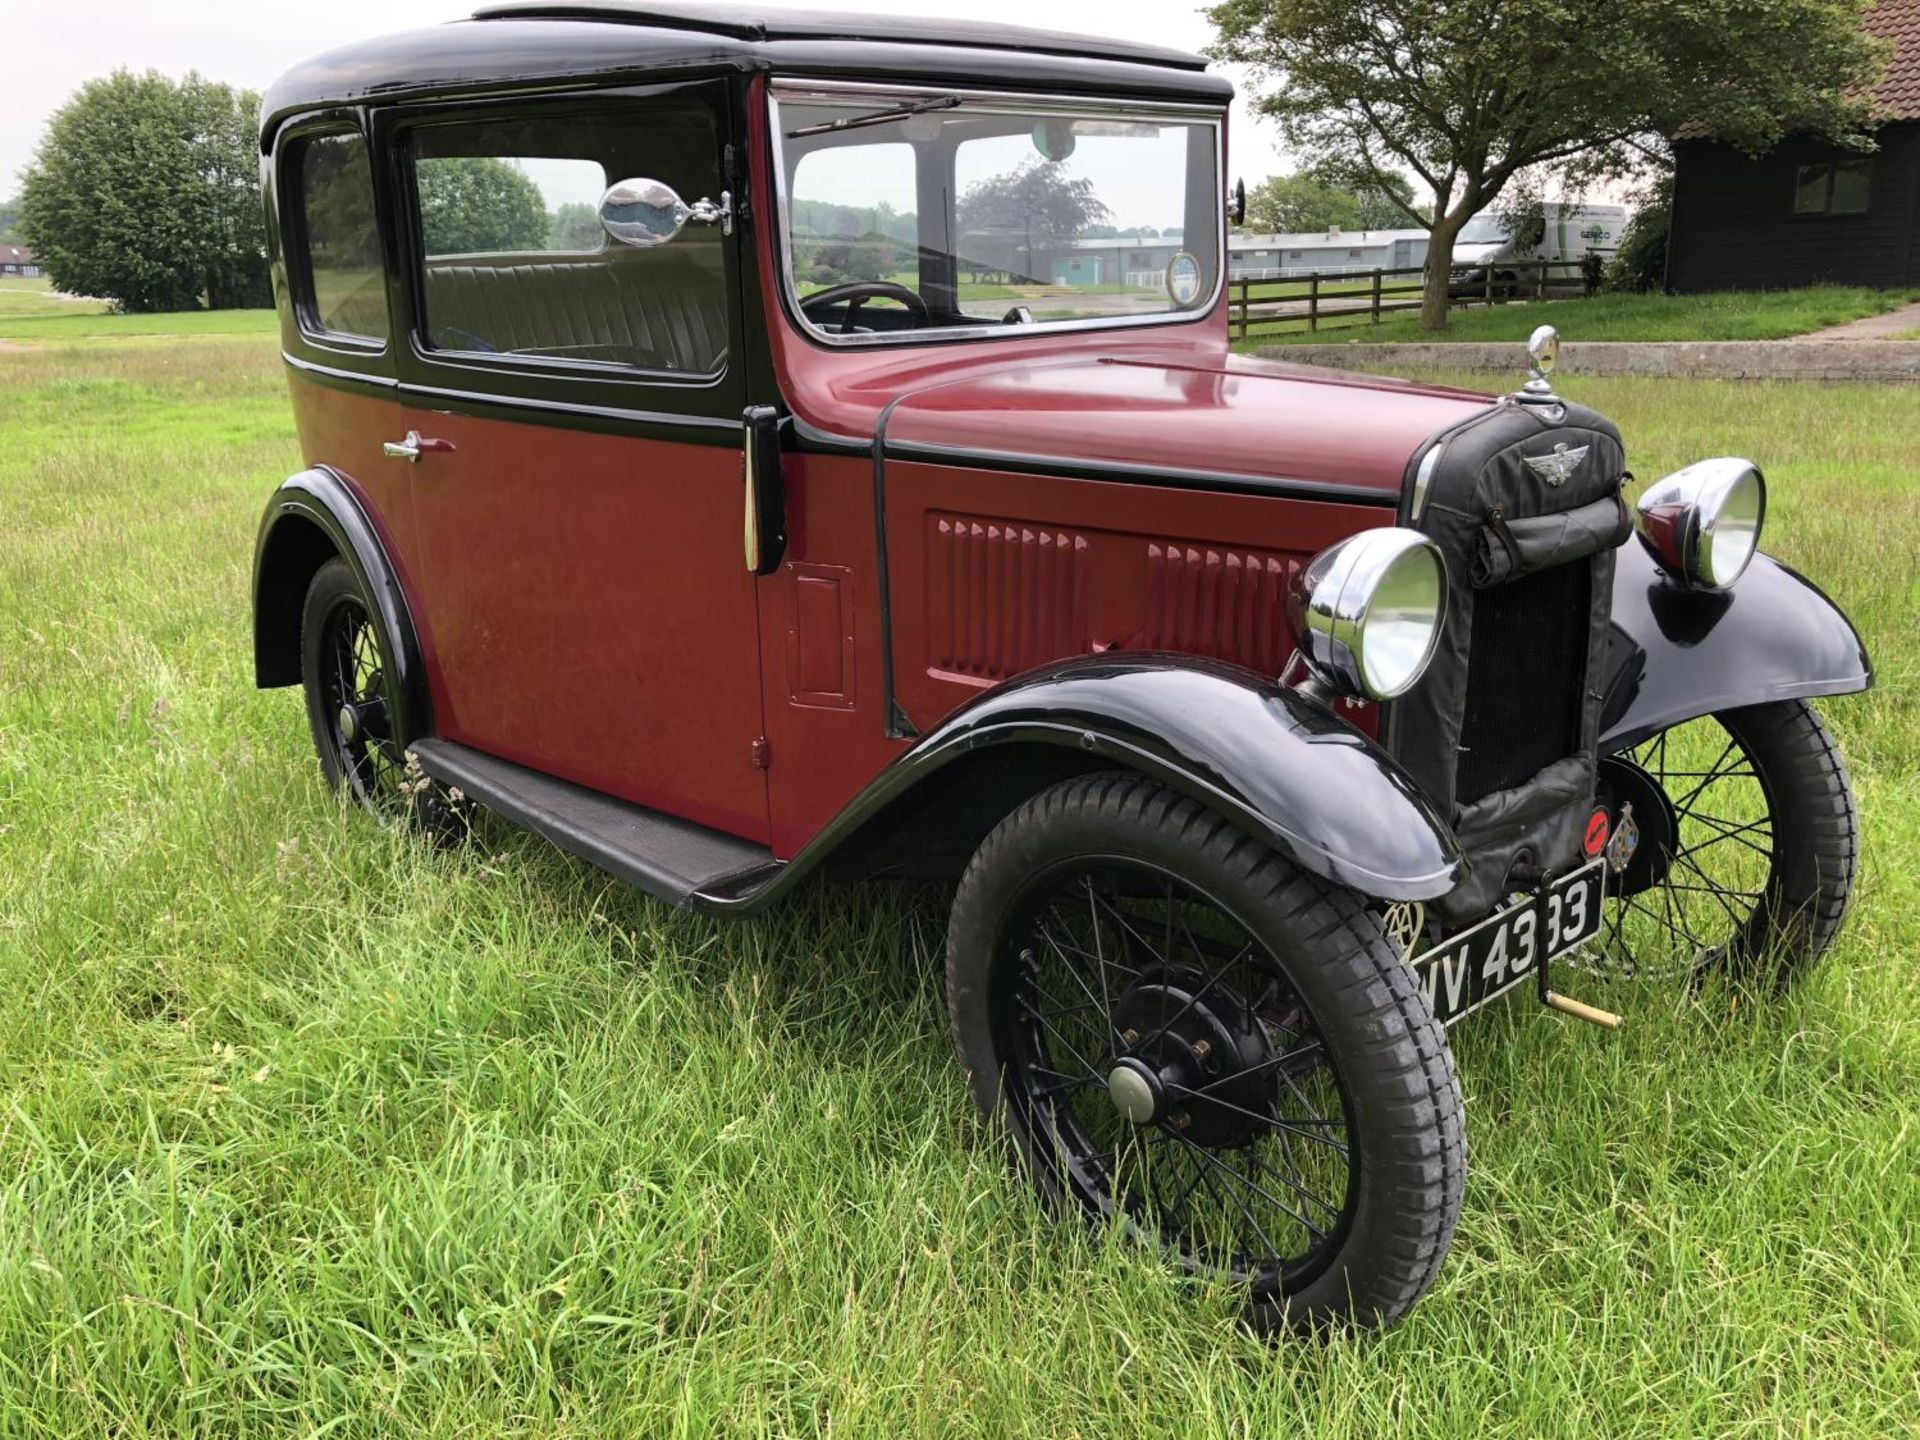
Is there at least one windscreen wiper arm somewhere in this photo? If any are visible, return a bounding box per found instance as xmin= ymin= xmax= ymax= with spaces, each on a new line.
xmin=786 ymin=95 xmax=962 ymax=139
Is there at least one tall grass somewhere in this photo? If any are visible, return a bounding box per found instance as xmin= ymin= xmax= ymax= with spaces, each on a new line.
xmin=0 ymin=334 xmax=1914 ymax=1436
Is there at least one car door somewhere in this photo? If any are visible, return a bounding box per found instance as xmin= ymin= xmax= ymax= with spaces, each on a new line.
xmin=380 ymin=83 xmax=770 ymax=844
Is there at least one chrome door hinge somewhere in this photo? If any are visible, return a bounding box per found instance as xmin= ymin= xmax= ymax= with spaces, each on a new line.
xmin=751 ymin=736 xmax=772 ymax=770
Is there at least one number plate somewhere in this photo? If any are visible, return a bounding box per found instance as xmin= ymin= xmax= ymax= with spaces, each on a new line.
xmin=1411 ymin=859 xmax=1607 ymax=1026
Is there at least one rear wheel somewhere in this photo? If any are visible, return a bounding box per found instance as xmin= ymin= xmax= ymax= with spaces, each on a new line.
xmin=299 ymin=557 xmax=461 ymax=838
xmin=1598 ymin=699 xmax=1855 ymax=987
xmin=946 ymin=774 xmax=1464 ymax=1331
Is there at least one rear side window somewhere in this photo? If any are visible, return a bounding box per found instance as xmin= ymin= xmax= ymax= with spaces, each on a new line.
xmin=404 ymin=105 xmax=728 ymax=378
xmin=416 ymin=154 xmax=608 ymax=257
xmin=292 ymin=132 xmax=389 ymax=342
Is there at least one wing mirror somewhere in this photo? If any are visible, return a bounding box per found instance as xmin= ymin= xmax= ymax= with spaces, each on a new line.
xmin=598 ymin=178 xmax=733 ymax=247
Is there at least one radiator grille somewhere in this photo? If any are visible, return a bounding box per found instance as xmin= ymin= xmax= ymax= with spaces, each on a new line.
xmin=1454 ymin=561 xmax=1591 ymax=805
xmin=926 ymin=515 xmax=1089 ymax=681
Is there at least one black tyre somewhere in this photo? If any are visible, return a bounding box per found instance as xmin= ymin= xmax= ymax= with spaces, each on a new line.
xmin=946 ymin=773 xmax=1465 ymax=1331
xmin=298 ymin=557 xmax=462 ymax=838
xmin=1599 ymin=699 xmax=1855 ymax=986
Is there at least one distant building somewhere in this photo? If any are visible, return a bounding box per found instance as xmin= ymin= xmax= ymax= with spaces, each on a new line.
xmin=1666 ymin=0 xmax=1920 ymax=291
xmin=987 ymin=228 xmax=1437 ymax=291
xmin=1229 ymin=229 xmax=1430 ymax=278
xmin=0 ymin=245 xmax=42 ymax=278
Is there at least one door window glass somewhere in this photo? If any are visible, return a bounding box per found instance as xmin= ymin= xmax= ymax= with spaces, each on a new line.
xmin=408 ymin=108 xmax=728 ymax=376
xmin=294 ymin=132 xmax=388 ymax=342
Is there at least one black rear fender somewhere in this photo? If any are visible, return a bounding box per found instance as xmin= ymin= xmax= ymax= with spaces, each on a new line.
xmin=251 ymin=467 xmax=432 ymax=742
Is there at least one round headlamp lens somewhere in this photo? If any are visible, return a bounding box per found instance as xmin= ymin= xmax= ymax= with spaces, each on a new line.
xmin=1702 ymin=465 xmax=1763 ymax=588
xmin=1360 ymin=541 xmax=1446 ymax=698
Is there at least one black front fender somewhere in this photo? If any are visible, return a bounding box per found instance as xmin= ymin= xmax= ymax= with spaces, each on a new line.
xmin=1599 ymin=544 xmax=1871 ymax=754
xmin=748 ymin=655 xmax=1464 ymax=905
xmin=251 ymin=467 xmax=432 ymax=743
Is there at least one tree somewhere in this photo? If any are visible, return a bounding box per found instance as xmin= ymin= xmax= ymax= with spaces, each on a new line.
xmin=18 ymin=70 xmax=268 ymax=312
xmin=1208 ymin=0 xmax=1888 ymax=329
xmin=0 ymin=198 xmax=20 ymax=245
xmin=1606 ymin=174 xmax=1673 ymax=294
xmin=548 ymin=201 xmax=603 ymax=252
xmin=957 ymin=158 xmax=1111 ymax=278
xmin=416 ymin=158 xmax=548 ymax=255
xmin=1242 ymin=170 xmax=1419 ymax=234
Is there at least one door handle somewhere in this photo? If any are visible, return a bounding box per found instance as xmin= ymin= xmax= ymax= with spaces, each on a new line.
xmin=382 ymin=431 xmax=454 ymax=463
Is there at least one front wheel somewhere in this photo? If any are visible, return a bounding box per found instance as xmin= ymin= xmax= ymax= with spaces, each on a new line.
xmin=946 ymin=774 xmax=1465 ymax=1331
xmin=1598 ymin=699 xmax=1856 ymax=986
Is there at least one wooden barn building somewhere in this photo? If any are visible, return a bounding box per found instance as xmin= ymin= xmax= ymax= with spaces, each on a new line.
xmin=1667 ymin=0 xmax=1920 ymax=291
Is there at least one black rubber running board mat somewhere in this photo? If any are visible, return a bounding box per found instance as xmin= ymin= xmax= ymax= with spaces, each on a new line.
xmin=410 ymin=739 xmax=777 ymax=907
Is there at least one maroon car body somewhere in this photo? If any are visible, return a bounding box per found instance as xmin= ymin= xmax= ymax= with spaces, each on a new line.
xmin=250 ymin=3 xmax=1871 ymax=1330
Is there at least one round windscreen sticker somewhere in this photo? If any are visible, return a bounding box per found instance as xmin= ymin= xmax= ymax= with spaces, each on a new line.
xmin=1166 ymin=251 xmax=1203 ymax=308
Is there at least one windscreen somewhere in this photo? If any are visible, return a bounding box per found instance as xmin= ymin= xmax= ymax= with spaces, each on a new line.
xmin=774 ymin=87 xmax=1222 ymax=340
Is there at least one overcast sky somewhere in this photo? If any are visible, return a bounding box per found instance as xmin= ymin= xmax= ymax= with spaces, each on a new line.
xmin=0 ymin=0 xmax=1294 ymax=198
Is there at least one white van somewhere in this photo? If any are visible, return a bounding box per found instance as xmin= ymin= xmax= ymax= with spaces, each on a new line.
xmin=1452 ymin=202 xmax=1626 ymax=285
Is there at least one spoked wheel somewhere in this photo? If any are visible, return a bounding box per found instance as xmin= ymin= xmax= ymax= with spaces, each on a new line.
xmin=300 ymin=557 xmax=426 ymax=823
xmin=1597 ymin=699 xmax=1855 ymax=986
xmin=948 ymin=774 xmax=1464 ymax=1331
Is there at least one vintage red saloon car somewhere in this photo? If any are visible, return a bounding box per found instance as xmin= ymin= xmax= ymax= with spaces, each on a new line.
xmin=252 ymin=3 xmax=1871 ymax=1329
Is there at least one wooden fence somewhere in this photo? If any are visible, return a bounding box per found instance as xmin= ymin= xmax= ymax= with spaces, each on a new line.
xmin=1228 ymin=259 xmax=1599 ymax=342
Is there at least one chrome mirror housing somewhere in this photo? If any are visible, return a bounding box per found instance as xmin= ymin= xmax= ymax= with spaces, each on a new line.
xmin=1635 ymin=457 xmax=1767 ymax=591
xmin=599 ymin=178 xmax=733 ymax=247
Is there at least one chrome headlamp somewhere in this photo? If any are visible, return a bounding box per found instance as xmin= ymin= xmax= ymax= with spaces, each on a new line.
xmin=1635 ymin=458 xmax=1766 ymax=591
xmin=1289 ymin=528 xmax=1447 ymax=701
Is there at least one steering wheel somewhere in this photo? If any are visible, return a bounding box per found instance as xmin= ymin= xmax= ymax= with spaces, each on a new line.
xmin=801 ymin=281 xmax=929 ymax=328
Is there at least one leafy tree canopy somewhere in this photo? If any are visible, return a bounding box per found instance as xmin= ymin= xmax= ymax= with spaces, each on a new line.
xmin=1208 ymin=0 xmax=1888 ymax=328
xmin=18 ymin=70 xmax=268 ymax=312
xmin=547 ymin=201 xmax=603 ymax=252
xmin=957 ymin=159 xmax=1112 ymax=242
xmin=1241 ymin=169 xmax=1421 ymax=234
xmin=416 ymin=158 xmax=549 ymax=256
xmin=0 ymin=198 xmax=21 ymax=245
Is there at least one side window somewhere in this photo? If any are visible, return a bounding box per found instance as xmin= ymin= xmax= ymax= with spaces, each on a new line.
xmin=406 ymin=106 xmax=728 ymax=377
xmin=292 ymin=132 xmax=389 ymax=343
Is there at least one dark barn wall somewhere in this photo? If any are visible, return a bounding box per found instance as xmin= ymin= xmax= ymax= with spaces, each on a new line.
xmin=1667 ymin=124 xmax=1920 ymax=292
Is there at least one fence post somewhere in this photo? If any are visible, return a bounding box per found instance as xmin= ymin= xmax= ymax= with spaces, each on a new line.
xmin=1536 ymin=260 xmax=1546 ymax=301
xmin=1371 ymin=268 xmax=1383 ymax=325
xmin=1484 ymin=264 xmax=1495 ymax=308
xmin=1308 ymin=272 xmax=1320 ymax=333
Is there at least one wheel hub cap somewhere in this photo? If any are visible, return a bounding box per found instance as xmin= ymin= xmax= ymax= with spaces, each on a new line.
xmin=337 ymin=703 xmax=359 ymax=744
xmin=1106 ymin=1058 xmax=1162 ymax=1126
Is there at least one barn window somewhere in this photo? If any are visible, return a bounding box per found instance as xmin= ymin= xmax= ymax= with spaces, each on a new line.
xmin=1793 ymin=159 xmax=1871 ymax=215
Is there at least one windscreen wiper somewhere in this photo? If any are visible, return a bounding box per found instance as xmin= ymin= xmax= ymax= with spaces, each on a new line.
xmin=786 ymin=95 xmax=962 ymax=139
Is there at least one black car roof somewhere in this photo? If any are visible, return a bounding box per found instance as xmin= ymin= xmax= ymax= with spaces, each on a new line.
xmin=474 ymin=2 xmax=1211 ymax=71
xmin=260 ymin=6 xmax=1230 ymax=143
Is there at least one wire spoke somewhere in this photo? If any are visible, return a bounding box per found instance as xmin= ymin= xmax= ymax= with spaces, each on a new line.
xmin=1161 ymin=1125 xmax=1325 ymax=1247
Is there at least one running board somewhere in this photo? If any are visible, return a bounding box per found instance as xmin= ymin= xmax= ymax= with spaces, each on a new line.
xmin=409 ymin=739 xmax=780 ymax=908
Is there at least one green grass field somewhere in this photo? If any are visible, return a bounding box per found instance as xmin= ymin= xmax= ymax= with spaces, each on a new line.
xmin=0 ymin=275 xmax=113 ymax=321
xmin=1243 ymin=285 xmax=1920 ymax=344
xmin=0 ymin=322 xmax=1916 ymax=1435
